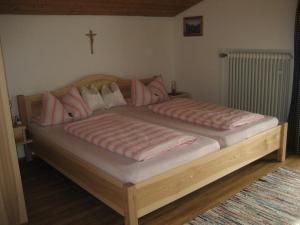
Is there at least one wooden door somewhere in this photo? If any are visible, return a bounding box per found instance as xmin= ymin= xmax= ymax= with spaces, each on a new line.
xmin=0 ymin=43 xmax=28 ymax=224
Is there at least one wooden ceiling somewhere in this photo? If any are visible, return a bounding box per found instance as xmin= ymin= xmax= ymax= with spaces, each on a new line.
xmin=0 ymin=0 xmax=203 ymax=17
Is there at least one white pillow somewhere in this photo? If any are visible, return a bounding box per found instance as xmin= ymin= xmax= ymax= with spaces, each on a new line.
xmin=110 ymin=82 xmax=127 ymax=106
xmin=101 ymin=83 xmax=127 ymax=108
xmin=80 ymin=84 xmax=105 ymax=111
xmin=101 ymin=84 xmax=115 ymax=109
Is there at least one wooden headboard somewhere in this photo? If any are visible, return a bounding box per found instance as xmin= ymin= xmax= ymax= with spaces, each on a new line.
xmin=17 ymin=74 xmax=155 ymax=126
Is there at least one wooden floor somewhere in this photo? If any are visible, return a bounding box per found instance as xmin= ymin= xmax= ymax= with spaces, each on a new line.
xmin=20 ymin=154 xmax=300 ymax=225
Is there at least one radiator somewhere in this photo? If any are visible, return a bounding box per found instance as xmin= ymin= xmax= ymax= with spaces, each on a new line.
xmin=221 ymin=49 xmax=293 ymax=122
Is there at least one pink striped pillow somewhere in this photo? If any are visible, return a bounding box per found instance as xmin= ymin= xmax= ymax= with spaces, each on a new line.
xmin=62 ymin=87 xmax=92 ymax=120
xmin=148 ymin=77 xmax=169 ymax=101
xmin=36 ymin=92 xmax=72 ymax=126
xmin=131 ymin=77 xmax=169 ymax=107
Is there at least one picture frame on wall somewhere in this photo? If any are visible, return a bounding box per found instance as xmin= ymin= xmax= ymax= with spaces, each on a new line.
xmin=183 ymin=16 xmax=203 ymax=37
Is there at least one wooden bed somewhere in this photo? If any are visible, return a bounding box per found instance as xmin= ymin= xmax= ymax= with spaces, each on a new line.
xmin=17 ymin=74 xmax=288 ymax=225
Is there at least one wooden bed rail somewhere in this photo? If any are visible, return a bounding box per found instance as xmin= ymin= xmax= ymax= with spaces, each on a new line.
xmin=17 ymin=95 xmax=30 ymax=126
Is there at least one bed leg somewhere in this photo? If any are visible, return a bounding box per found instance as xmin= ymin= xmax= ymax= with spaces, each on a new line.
xmin=277 ymin=123 xmax=288 ymax=162
xmin=124 ymin=183 xmax=139 ymax=225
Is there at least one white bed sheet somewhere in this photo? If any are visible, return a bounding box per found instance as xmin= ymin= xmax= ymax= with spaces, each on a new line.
xmin=29 ymin=105 xmax=278 ymax=183
xmin=29 ymin=107 xmax=220 ymax=184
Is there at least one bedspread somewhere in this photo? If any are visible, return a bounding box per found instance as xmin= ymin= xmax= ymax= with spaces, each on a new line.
xmin=149 ymin=98 xmax=264 ymax=130
xmin=64 ymin=113 xmax=196 ymax=161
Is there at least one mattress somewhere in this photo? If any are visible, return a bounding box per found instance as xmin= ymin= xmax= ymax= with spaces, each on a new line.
xmin=29 ymin=107 xmax=220 ymax=184
xmin=110 ymin=106 xmax=279 ymax=148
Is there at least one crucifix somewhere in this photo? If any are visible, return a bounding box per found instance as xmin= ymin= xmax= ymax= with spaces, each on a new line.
xmin=85 ymin=30 xmax=97 ymax=54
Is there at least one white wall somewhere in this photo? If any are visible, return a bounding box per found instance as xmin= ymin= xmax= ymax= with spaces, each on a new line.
xmin=173 ymin=0 xmax=297 ymax=103
xmin=0 ymin=15 xmax=174 ymax=115
xmin=1 ymin=1 xmax=296 ymax=114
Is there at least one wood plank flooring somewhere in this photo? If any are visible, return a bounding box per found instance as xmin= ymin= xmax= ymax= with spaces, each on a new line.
xmin=20 ymin=154 xmax=300 ymax=225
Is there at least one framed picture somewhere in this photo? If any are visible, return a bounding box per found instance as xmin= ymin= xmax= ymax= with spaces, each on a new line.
xmin=183 ymin=16 xmax=203 ymax=37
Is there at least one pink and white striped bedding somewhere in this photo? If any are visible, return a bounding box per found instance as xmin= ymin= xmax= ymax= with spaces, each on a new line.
xmin=62 ymin=86 xmax=92 ymax=120
xmin=131 ymin=77 xmax=169 ymax=107
xmin=34 ymin=91 xmax=72 ymax=126
xmin=64 ymin=113 xmax=196 ymax=161
xmin=148 ymin=98 xmax=265 ymax=130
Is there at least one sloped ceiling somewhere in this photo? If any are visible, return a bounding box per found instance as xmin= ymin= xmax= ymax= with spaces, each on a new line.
xmin=0 ymin=0 xmax=203 ymax=17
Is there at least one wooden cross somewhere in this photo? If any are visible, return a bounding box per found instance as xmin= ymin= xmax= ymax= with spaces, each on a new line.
xmin=85 ymin=30 xmax=97 ymax=54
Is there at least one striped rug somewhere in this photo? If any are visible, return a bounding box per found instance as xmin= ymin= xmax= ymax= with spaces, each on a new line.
xmin=185 ymin=167 xmax=300 ymax=225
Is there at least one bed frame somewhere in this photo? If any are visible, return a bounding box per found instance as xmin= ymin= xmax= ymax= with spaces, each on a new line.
xmin=17 ymin=74 xmax=288 ymax=225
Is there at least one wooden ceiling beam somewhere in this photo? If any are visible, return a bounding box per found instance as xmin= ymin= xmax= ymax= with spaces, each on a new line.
xmin=0 ymin=0 xmax=203 ymax=17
